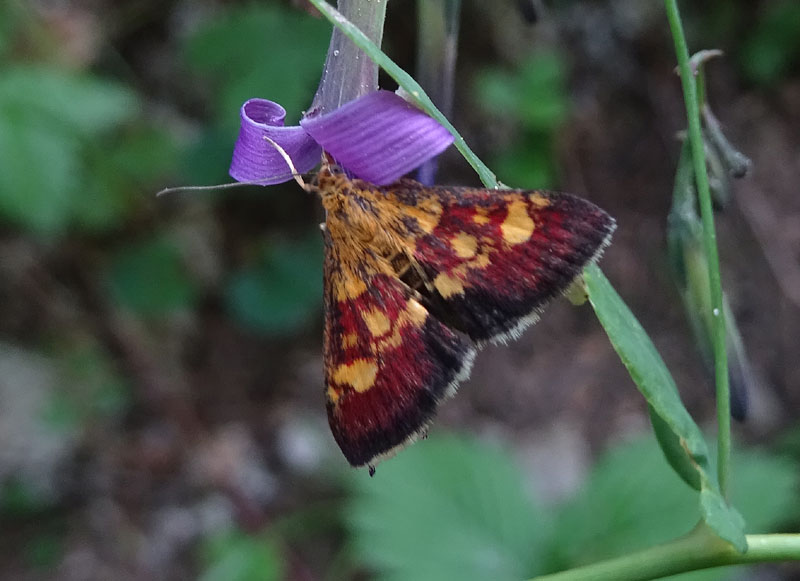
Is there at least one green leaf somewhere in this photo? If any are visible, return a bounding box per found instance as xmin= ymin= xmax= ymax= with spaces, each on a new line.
xmin=698 ymin=485 xmax=746 ymax=551
xmin=584 ymin=264 xmax=709 ymax=478
xmin=739 ymin=1 xmax=800 ymax=86
xmin=199 ymin=529 xmax=284 ymax=581
xmin=0 ymin=111 xmax=80 ymax=233
xmin=583 ymin=264 xmax=746 ymax=551
xmin=493 ymin=135 xmax=557 ymax=190
xmin=225 ymin=236 xmax=322 ymax=335
xmin=0 ymin=66 xmax=137 ymax=134
xmin=104 ymin=125 xmax=179 ymax=182
xmin=550 ymin=435 xmax=799 ymax=579
xmin=0 ymin=67 xmax=139 ymax=234
xmin=43 ymin=339 xmax=130 ymax=432
xmin=108 ymin=237 xmax=198 ymax=316
xmin=76 ymin=126 xmax=179 ymax=232
xmin=0 ymin=2 xmax=19 ymax=57
xmin=728 ymin=447 xmax=800 ymax=531
xmin=0 ymin=478 xmax=49 ymax=517
xmin=649 ymin=405 xmax=701 ymax=491
xmin=25 ymin=531 xmax=63 ymax=571
xmin=475 ymin=51 xmax=569 ymax=132
xmin=185 ymin=5 xmax=330 ymax=127
xmin=346 ymin=434 xmax=547 ymax=580
xmin=550 ymin=436 xmax=700 ymax=570
xmin=516 ymin=52 xmax=569 ymax=130
xmin=181 ymin=126 xmax=241 ymax=187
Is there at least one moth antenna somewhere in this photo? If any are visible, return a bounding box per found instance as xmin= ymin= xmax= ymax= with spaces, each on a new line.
xmin=263 ymin=136 xmax=309 ymax=191
xmin=156 ymin=169 xmax=312 ymax=197
xmin=157 ymin=181 xmax=264 ymax=197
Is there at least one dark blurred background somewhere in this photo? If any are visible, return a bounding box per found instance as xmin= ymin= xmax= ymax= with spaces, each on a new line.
xmin=0 ymin=1 xmax=798 ymax=579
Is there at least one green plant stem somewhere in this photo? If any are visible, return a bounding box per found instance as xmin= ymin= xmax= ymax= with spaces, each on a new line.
xmin=310 ymin=0 xmax=388 ymax=114
xmin=307 ymin=0 xmax=498 ymax=188
xmin=664 ymin=0 xmax=731 ymax=497
xmin=531 ymin=528 xmax=800 ymax=581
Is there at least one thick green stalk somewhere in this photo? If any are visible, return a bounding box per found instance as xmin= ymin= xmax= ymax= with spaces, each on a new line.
xmin=310 ymin=0 xmax=388 ymax=114
xmin=530 ymin=528 xmax=800 ymax=581
xmin=664 ymin=0 xmax=731 ymax=497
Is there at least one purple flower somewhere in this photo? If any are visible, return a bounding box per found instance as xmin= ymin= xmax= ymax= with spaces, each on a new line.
xmin=229 ymin=90 xmax=454 ymax=186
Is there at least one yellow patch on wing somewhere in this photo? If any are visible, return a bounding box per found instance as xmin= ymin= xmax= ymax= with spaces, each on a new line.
xmin=431 ymin=245 xmax=494 ymax=299
xmin=362 ymin=307 xmax=392 ymax=337
xmin=472 ymin=207 xmax=491 ymax=225
xmin=392 ymin=196 xmax=442 ymax=234
xmin=330 ymin=269 xmax=369 ymax=301
xmin=434 ymin=271 xmax=465 ymax=298
xmin=450 ymin=232 xmax=479 ymax=259
xmin=342 ymin=333 xmax=359 ymax=349
xmin=501 ymin=198 xmax=535 ymax=245
xmin=333 ymin=359 xmax=378 ymax=393
xmin=326 ymin=385 xmax=341 ymax=404
xmin=373 ymin=298 xmax=429 ymax=352
xmin=529 ymin=193 xmax=550 ymax=209
xmin=405 ymin=298 xmax=428 ymax=326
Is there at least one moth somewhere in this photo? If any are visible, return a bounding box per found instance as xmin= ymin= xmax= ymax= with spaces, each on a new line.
xmin=302 ymin=162 xmax=616 ymax=473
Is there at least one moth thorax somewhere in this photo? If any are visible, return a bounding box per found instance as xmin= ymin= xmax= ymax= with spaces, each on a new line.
xmin=351 ymin=211 xmax=380 ymax=243
xmin=320 ymin=188 xmax=344 ymax=213
xmin=323 ymin=194 xmax=376 ymax=243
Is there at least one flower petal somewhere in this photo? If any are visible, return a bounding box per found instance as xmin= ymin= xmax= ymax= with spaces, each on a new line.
xmin=300 ymin=91 xmax=454 ymax=185
xmin=229 ymin=99 xmax=321 ymax=184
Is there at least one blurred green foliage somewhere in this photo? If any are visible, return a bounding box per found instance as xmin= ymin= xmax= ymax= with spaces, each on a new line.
xmin=183 ymin=4 xmax=330 ymax=184
xmin=24 ymin=531 xmax=63 ymax=571
xmin=199 ymin=528 xmax=285 ymax=581
xmin=225 ymin=235 xmax=323 ymax=335
xmin=550 ymin=438 xmax=798 ymax=579
xmin=475 ymin=49 xmax=569 ymax=189
xmin=44 ymin=339 xmax=130 ymax=431
xmin=739 ymin=1 xmax=800 ymax=86
xmin=0 ymin=477 xmax=45 ymax=517
xmin=0 ymin=3 xmax=15 ymax=56
xmin=0 ymin=66 xmax=151 ymax=234
xmin=108 ymin=235 xmax=199 ymax=316
xmin=347 ymin=435 xmax=547 ymax=580
xmin=345 ymin=433 xmax=799 ymax=580
xmin=185 ymin=5 xmax=330 ymax=125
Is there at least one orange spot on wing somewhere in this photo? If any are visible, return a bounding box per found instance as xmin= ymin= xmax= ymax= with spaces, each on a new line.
xmin=333 ymin=359 xmax=378 ymax=393
xmin=434 ymin=271 xmax=465 ymax=298
xmin=399 ymin=198 xmax=442 ymax=234
xmin=374 ymin=299 xmax=429 ymax=352
xmin=450 ymin=232 xmax=478 ymax=259
xmin=501 ymin=198 xmax=535 ymax=245
xmin=342 ymin=333 xmax=359 ymax=349
xmin=363 ymin=307 xmax=392 ymax=337
xmin=331 ymin=270 xmax=368 ymax=301
xmin=472 ymin=207 xmax=491 ymax=225
xmin=529 ymin=193 xmax=550 ymax=209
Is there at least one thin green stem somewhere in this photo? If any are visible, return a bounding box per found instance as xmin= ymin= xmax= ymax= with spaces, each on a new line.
xmin=307 ymin=0 xmax=498 ymax=188
xmin=530 ymin=528 xmax=800 ymax=581
xmin=664 ymin=0 xmax=731 ymax=497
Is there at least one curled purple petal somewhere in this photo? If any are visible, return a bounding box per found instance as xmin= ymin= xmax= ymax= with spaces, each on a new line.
xmin=229 ymin=99 xmax=321 ymax=184
xmin=301 ymin=91 xmax=454 ymax=185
